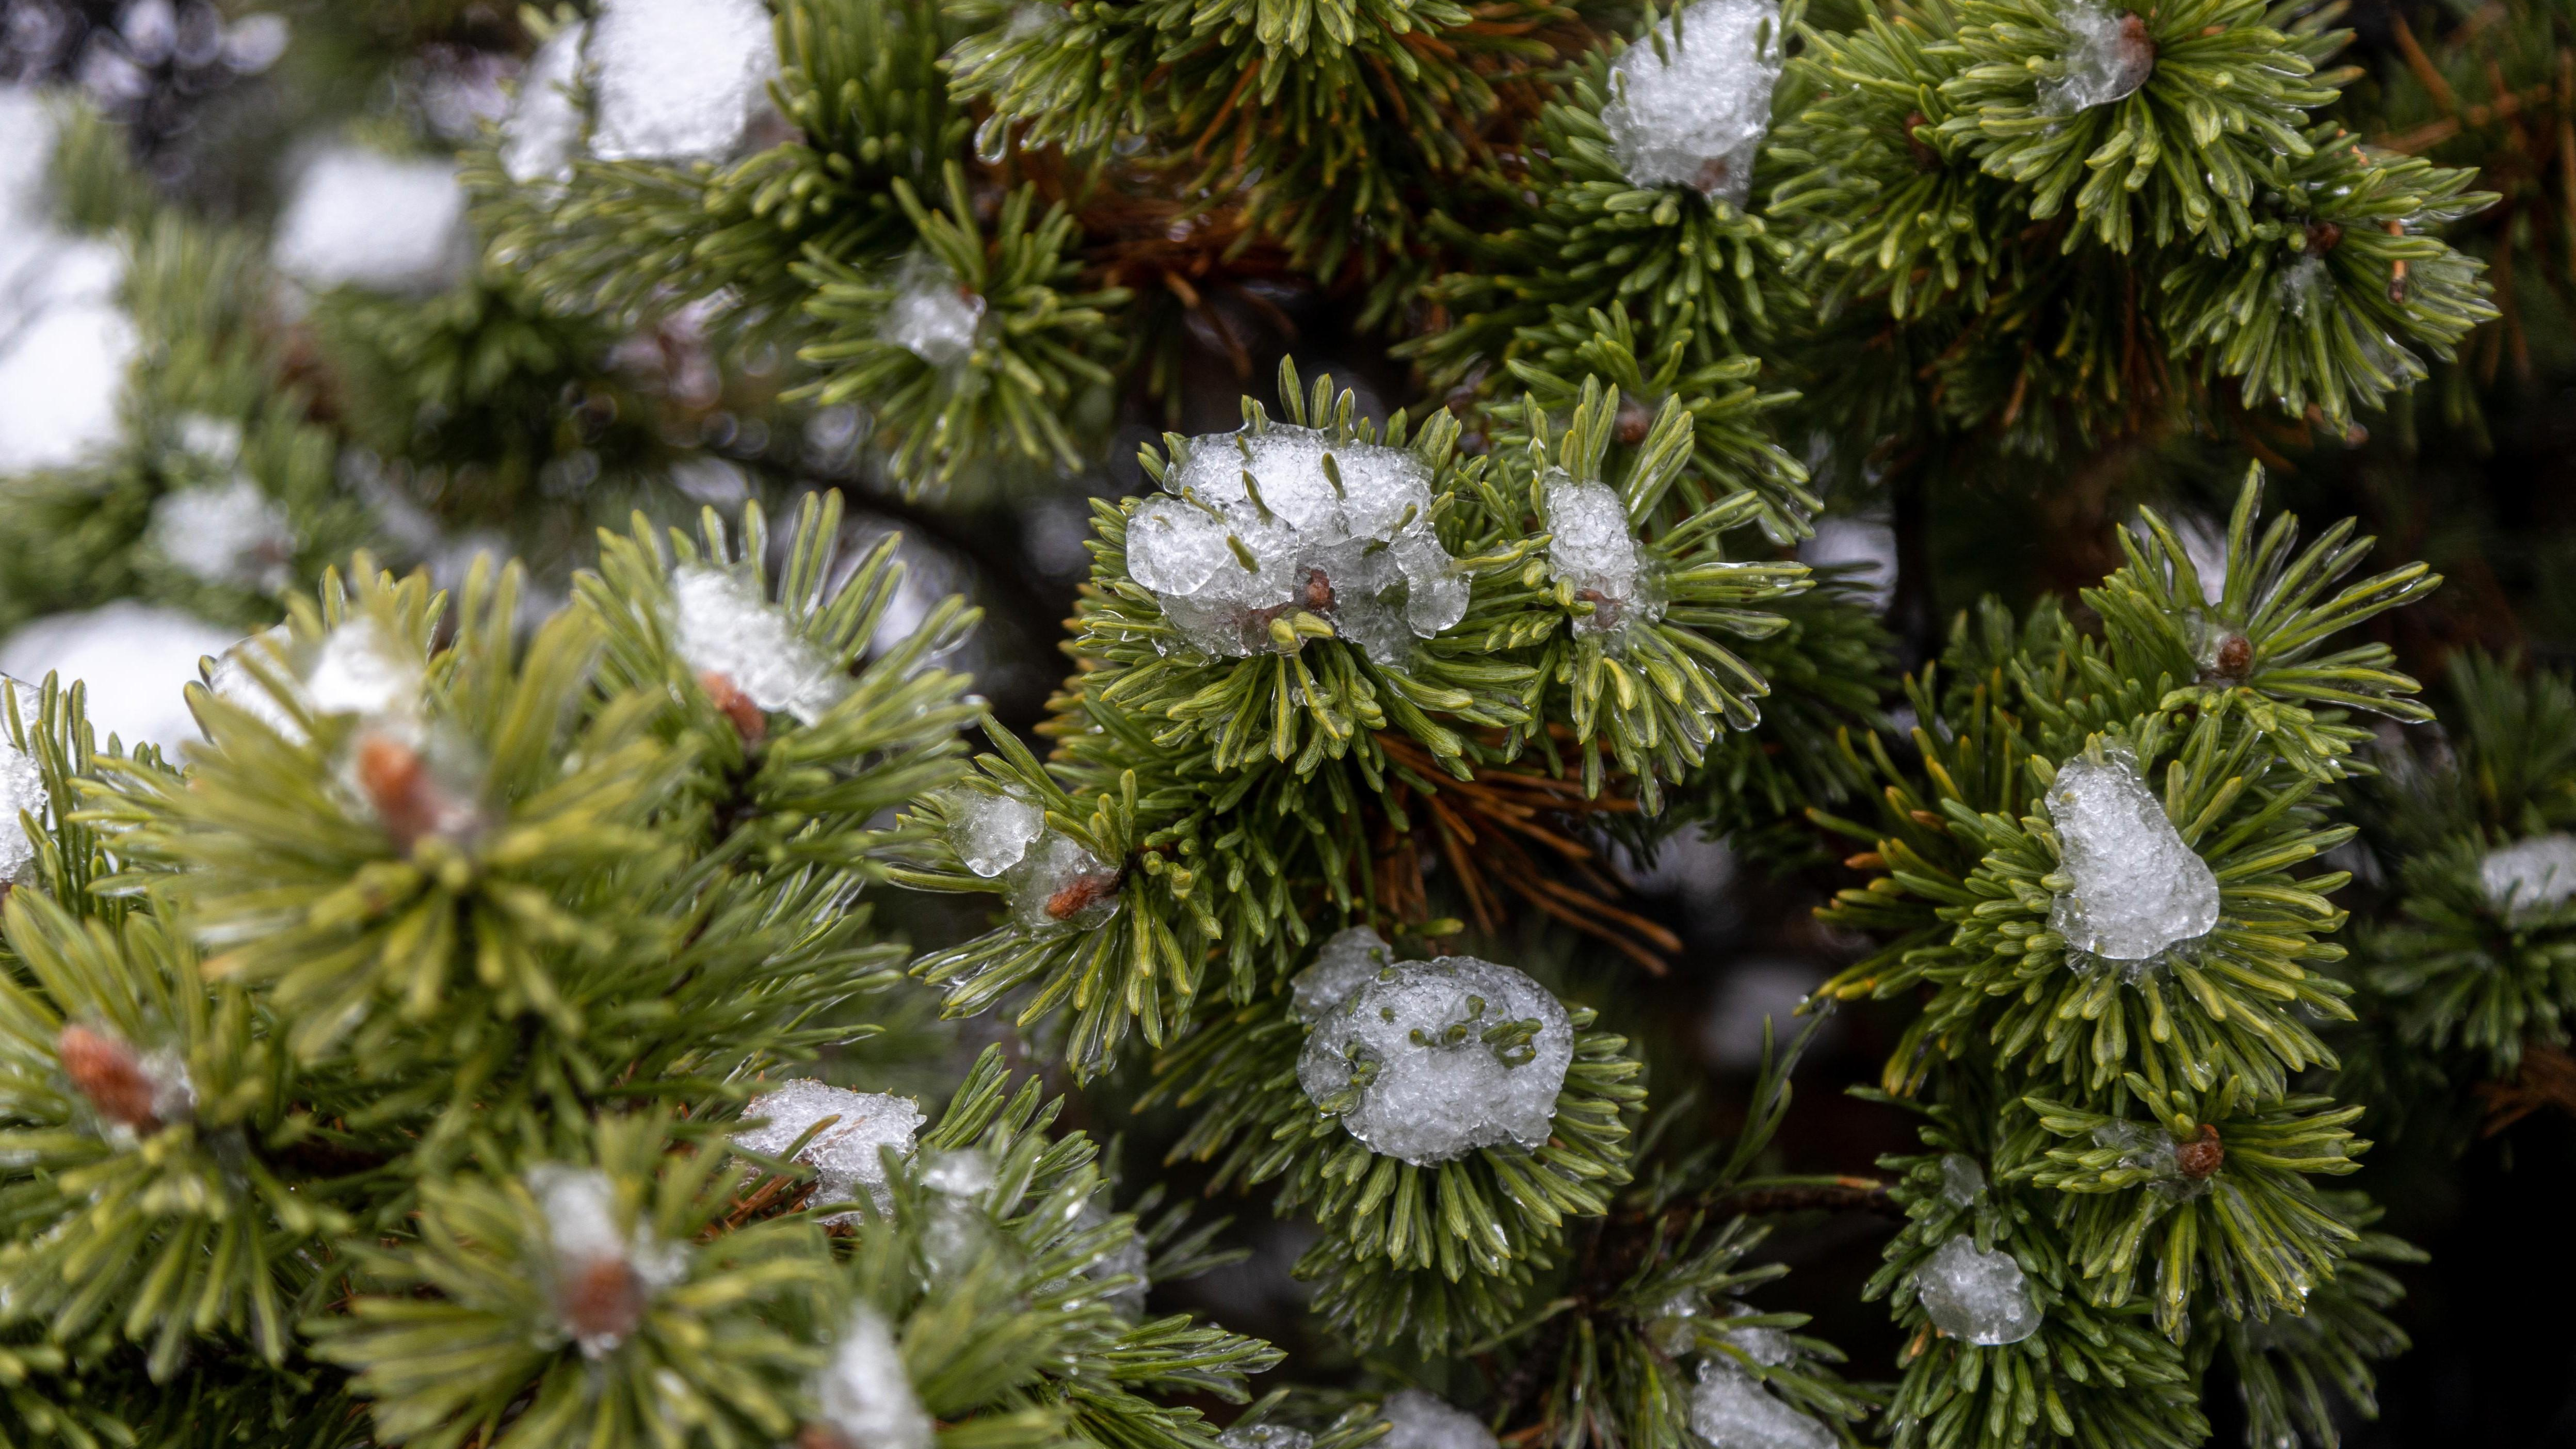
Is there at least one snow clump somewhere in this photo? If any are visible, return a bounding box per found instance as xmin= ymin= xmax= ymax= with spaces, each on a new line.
xmin=2038 ymin=0 xmax=2156 ymax=115
xmin=271 ymin=146 xmax=471 ymax=295
xmin=1542 ymin=473 xmax=1658 ymax=639
xmin=2042 ymin=747 xmax=2219 ymax=969
xmin=1290 ymin=924 xmax=1396 ymax=1022
xmin=810 ymin=1304 xmax=932 ymax=1449
xmin=1378 ymin=1390 xmax=1496 ymax=1449
xmin=1600 ymin=0 xmax=1786 ymax=205
xmin=878 ymin=251 xmax=985 ymax=368
xmin=501 ymin=21 xmax=589 ymax=185
xmin=2480 ymin=834 xmax=2576 ymax=922
xmin=1689 ymin=1360 xmax=1834 ymax=1449
xmin=528 ymin=1164 xmax=688 ymax=1358
xmin=669 ymin=565 xmax=850 ymax=727
xmin=731 ymin=1080 xmax=925 ymax=1219
xmin=588 ymin=0 xmax=780 ymax=165
xmin=1297 ymin=955 xmax=1573 ymax=1166
xmin=1220 ymin=1427 xmax=1316 ymax=1449
xmin=1916 ymin=1234 xmax=2041 ymax=1346
xmin=1939 ymin=1153 xmax=1987 ymax=1208
xmin=1126 ymin=424 xmax=1467 ymax=666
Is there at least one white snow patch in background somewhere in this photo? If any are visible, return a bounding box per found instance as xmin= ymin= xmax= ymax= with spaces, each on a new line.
xmin=1298 ymin=956 xmax=1572 ymax=1165
xmin=2480 ymin=833 xmax=2576 ymax=922
xmin=1700 ymin=959 xmax=1828 ymax=1072
xmin=271 ymin=147 xmax=471 ymax=295
xmin=1601 ymin=0 xmax=1785 ymax=205
xmin=1798 ymin=515 xmax=1896 ymax=614
xmin=588 ymin=0 xmax=779 ymax=165
xmin=149 ymin=478 xmax=297 ymax=591
xmin=501 ymin=20 xmax=589 ymax=185
xmin=0 ymin=603 xmax=236 ymax=751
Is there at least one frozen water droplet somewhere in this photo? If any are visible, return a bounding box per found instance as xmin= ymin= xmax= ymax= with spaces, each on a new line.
xmin=878 ymin=251 xmax=985 ymax=368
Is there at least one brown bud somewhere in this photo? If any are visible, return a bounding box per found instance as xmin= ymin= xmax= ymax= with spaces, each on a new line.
xmin=356 ymin=732 xmax=442 ymax=850
xmin=698 ymin=669 xmax=767 ymax=744
xmin=2303 ymin=220 xmax=2343 ymax=254
xmin=1575 ymin=585 xmax=1623 ymax=632
xmin=2175 ymin=1122 xmax=2224 ymax=1179
xmin=1903 ymin=110 xmax=1940 ymax=172
xmin=1044 ymin=868 xmax=1123 ymax=922
xmin=2212 ymin=632 xmax=2254 ymax=681
xmin=1614 ymin=396 xmax=1655 ymax=446
xmin=58 ymin=1024 xmax=162 ymax=1133
xmin=557 ymin=1253 xmax=649 ymax=1346
xmin=1302 ymin=568 xmax=1335 ymax=613
xmin=1693 ymin=155 xmax=1734 ymax=199
xmin=2114 ymin=13 xmax=2159 ymax=73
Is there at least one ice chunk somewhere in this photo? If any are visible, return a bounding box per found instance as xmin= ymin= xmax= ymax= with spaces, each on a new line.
xmin=2042 ymin=748 xmax=2219 ymax=965
xmin=306 ymin=617 xmax=421 ymax=719
xmin=0 ymin=603 xmax=235 ymax=751
xmin=949 ymin=790 xmax=1045 ymax=878
xmin=588 ymin=0 xmax=779 ymax=164
xmin=878 ymin=251 xmax=985 ymax=368
xmin=2479 ymin=834 xmax=2576 ymax=921
xmin=732 ymin=1080 xmax=925 ymax=1218
xmin=1296 ymin=956 xmax=1574 ymax=1165
xmin=502 ymin=21 xmax=589 ymax=185
xmin=1601 ymin=0 xmax=1785 ymax=205
xmin=0 ymin=727 xmax=43 ymax=882
xmin=1543 ymin=473 xmax=1656 ymax=638
xmin=2278 ymin=253 xmax=2329 ymax=319
xmin=1126 ymin=495 xmax=1235 ymax=596
xmin=527 ymin=1164 xmax=688 ymax=1358
xmin=1689 ymin=1361 xmax=1832 ymax=1449
xmin=1939 ymin=1153 xmax=1986 ymax=1208
xmin=1220 ymin=1426 xmax=1315 ymax=1449
xmin=1290 ymin=924 xmax=1395 ymax=1023
xmin=2037 ymin=0 xmax=2155 ymax=115
xmin=811 ymin=1303 xmax=930 ymax=1449
xmin=1716 ymin=1302 xmax=1797 ymax=1366
xmin=917 ymin=1147 xmax=996 ymax=1197
xmin=1379 ymin=1390 xmax=1495 ymax=1449
xmin=670 ymin=564 xmax=849 ymax=726
xmin=0 ymin=300 xmax=137 ymax=473
xmin=2089 ymin=1119 xmax=2213 ymax=1201
xmin=270 ymin=147 xmax=471 ymax=295
xmin=1917 ymin=1234 xmax=2041 ymax=1346
xmin=1008 ymin=830 xmax=1123 ymax=930
xmin=148 ymin=478 xmax=296 ymax=591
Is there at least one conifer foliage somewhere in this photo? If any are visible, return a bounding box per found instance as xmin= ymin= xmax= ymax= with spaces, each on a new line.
xmin=0 ymin=0 xmax=2569 ymax=1443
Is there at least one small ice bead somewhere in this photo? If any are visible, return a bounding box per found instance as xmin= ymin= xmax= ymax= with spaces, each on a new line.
xmin=1220 ymin=1426 xmax=1316 ymax=1449
xmin=949 ymin=791 xmax=1044 ymax=878
xmin=1917 ymin=1234 xmax=2041 ymax=1346
xmin=1126 ymin=495 xmax=1234 ymax=596
xmin=1295 ymin=956 xmax=1574 ymax=1166
xmin=813 ymin=1304 xmax=932 ymax=1449
xmin=0 ymin=301 xmax=139 ymax=474
xmin=1290 ymin=924 xmax=1396 ymax=1022
xmin=587 ymin=0 xmax=779 ymax=164
xmin=1601 ymin=0 xmax=1785 ymax=204
xmin=732 ymin=1080 xmax=924 ymax=1216
xmin=149 ymin=478 xmax=296 ymax=591
xmin=2043 ymin=750 xmax=2218 ymax=964
xmin=1010 ymin=831 xmax=1123 ymax=930
xmin=1689 ymin=1361 xmax=1833 ymax=1449
xmin=0 ymin=736 xmax=44 ymax=882
xmin=270 ymin=148 xmax=470 ymax=295
xmin=1938 ymin=1153 xmax=1987 ymax=1208
xmin=502 ymin=21 xmax=589 ymax=185
xmin=1379 ymin=1390 xmax=1497 ymax=1449
xmin=2478 ymin=834 xmax=2576 ymax=921
xmin=2037 ymin=0 xmax=2155 ymax=115
xmin=669 ymin=565 xmax=847 ymax=726
xmin=306 ymin=617 xmax=419 ymax=718
xmin=878 ymin=252 xmax=985 ymax=368
xmin=1395 ymin=533 xmax=1469 ymax=636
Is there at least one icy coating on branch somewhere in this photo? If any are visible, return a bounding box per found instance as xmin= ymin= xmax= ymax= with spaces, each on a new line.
xmin=1220 ymin=1427 xmax=1316 ymax=1449
xmin=1542 ymin=473 xmax=1659 ymax=639
xmin=1601 ymin=0 xmax=1785 ymax=205
xmin=1126 ymin=424 xmax=1467 ymax=666
xmin=2042 ymin=749 xmax=2219 ymax=967
xmin=271 ymin=147 xmax=470 ymax=295
xmin=501 ymin=20 xmax=588 ymax=185
xmin=948 ymin=790 xmax=1045 ymax=878
xmin=2091 ymin=1119 xmax=2214 ymax=1200
xmin=2037 ymin=0 xmax=2156 ymax=116
xmin=878 ymin=251 xmax=986 ymax=368
xmin=1296 ymin=956 xmax=1574 ymax=1166
xmin=731 ymin=1080 xmax=924 ymax=1218
xmin=812 ymin=1304 xmax=932 ymax=1449
xmin=1289 ymin=924 xmax=1396 ymax=1022
xmin=1379 ymin=1390 xmax=1499 ymax=1449
xmin=0 ymin=724 xmax=43 ymax=883
xmin=588 ymin=0 xmax=780 ymax=165
xmin=149 ymin=478 xmax=296 ymax=592
xmin=528 ymin=1165 xmax=688 ymax=1358
xmin=2478 ymin=834 xmax=2576 ymax=921
xmin=669 ymin=565 xmax=849 ymax=727
xmin=1916 ymin=1234 xmax=2041 ymax=1346
xmin=1689 ymin=1360 xmax=1834 ymax=1449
